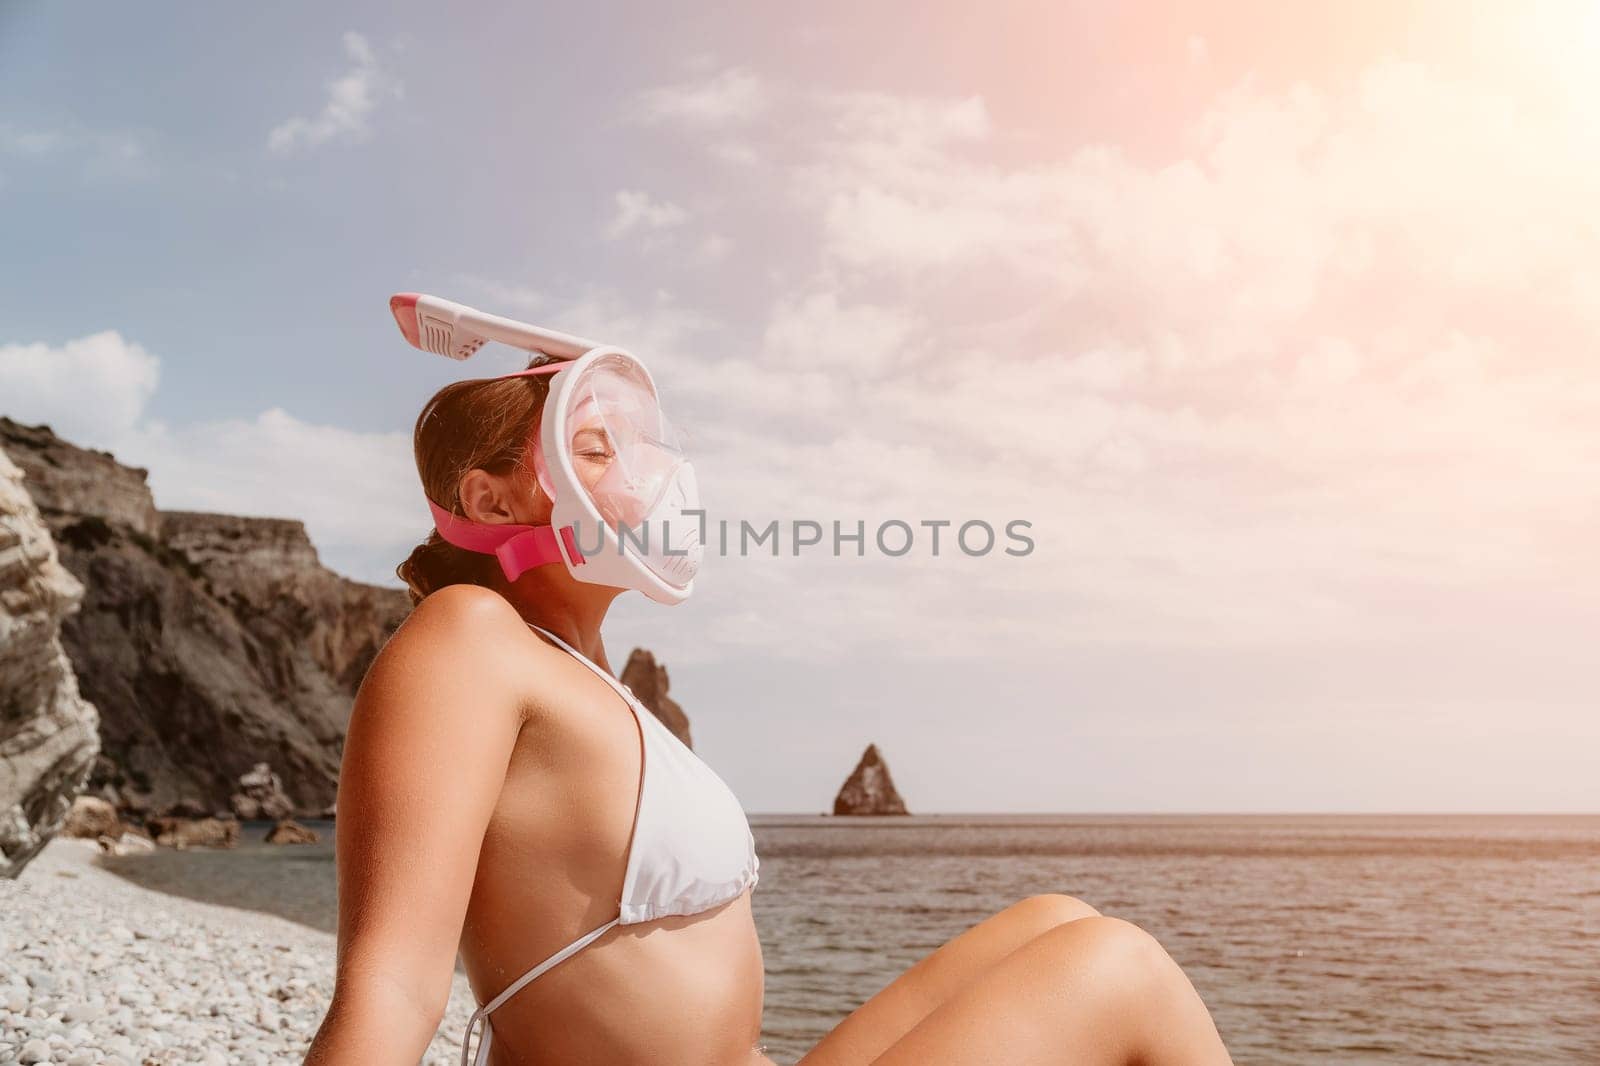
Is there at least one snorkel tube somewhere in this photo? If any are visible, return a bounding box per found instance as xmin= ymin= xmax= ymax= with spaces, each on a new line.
xmin=390 ymin=293 xmax=600 ymax=362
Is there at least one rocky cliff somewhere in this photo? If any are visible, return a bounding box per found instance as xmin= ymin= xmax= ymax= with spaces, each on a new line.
xmin=0 ymin=417 xmax=411 ymax=818
xmin=0 ymin=443 xmax=101 ymax=877
xmin=833 ymin=742 xmax=909 ymax=816
xmin=620 ymin=648 xmax=692 ymax=749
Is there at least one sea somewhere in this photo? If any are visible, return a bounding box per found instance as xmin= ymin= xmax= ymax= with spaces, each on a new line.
xmin=101 ymin=814 xmax=1600 ymax=1064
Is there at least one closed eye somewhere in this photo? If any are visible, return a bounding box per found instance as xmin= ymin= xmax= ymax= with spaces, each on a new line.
xmin=572 ymin=427 xmax=613 ymax=459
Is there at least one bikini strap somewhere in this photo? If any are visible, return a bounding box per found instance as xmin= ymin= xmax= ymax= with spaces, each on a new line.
xmin=525 ymin=623 xmax=641 ymax=708
xmin=461 ymin=915 xmax=623 ymax=1065
xmin=485 ymin=914 xmax=621 ymax=1016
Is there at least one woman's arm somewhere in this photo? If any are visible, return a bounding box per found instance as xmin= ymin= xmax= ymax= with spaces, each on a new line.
xmin=304 ymin=586 xmax=534 ymax=1064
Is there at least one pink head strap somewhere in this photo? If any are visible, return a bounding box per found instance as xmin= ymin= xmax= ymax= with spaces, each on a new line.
xmin=424 ymin=359 xmax=583 ymax=582
xmin=427 ymin=498 xmax=584 ymax=582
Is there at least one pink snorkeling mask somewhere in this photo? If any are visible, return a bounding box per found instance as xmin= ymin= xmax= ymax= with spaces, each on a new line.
xmin=392 ymin=293 xmax=701 ymax=605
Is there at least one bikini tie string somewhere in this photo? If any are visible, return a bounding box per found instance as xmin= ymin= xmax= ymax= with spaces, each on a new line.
xmin=461 ymin=1006 xmax=493 ymax=1066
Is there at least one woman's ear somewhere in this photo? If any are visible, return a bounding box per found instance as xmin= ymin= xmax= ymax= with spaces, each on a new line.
xmin=458 ymin=468 xmax=517 ymax=526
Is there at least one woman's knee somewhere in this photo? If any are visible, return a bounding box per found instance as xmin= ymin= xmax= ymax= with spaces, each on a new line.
xmin=1034 ymin=915 xmax=1182 ymax=998
xmin=1004 ymin=892 xmax=1102 ymax=935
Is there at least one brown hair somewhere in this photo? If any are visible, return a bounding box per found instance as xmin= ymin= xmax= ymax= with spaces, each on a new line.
xmin=396 ymin=355 xmax=562 ymax=606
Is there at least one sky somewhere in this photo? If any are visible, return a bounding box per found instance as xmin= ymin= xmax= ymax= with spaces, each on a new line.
xmin=2 ymin=1 xmax=1597 ymax=813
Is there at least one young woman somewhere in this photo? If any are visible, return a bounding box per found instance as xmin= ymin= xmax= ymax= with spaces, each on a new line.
xmin=305 ymin=299 xmax=1234 ymax=1065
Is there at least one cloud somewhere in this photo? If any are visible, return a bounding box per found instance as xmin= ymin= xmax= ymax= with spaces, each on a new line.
xmin=631 ymin=66 xmax=776 ymax=169
xmin=821 ymin=91 xmax=991 ymax=147
xmin=696 ymin=234 xmax=732 ymax=264
xmin=123 ymin=409 xmax=418 ymax=562
xmin=761 ymin=288 xmax=919 ymax=371
xmin=267 ymin=32 xmax=401 ymax=155
xmin=0 ymin=331 xmax=160 ymax=441
xmin=0 ymin=125 xmax=68 ymax=157
xmin=0 ymin=122 xmax=152 ymax=181
xmin=635 ymin=67 xmax=768 ymax=126
xmin=603 ymin=189 xmax=689 ymax=240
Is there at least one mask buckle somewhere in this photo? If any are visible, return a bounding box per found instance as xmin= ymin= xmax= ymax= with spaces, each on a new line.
xmin=491 ymin=525 xmax=586 ymax=582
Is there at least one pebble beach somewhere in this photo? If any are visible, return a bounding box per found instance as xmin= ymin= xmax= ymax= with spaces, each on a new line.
xmin=0 ymin=838 xmax=479 ymax=1066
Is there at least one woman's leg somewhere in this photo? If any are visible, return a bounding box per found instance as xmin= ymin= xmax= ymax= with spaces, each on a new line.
xmin=867 ymin=916 xmax=1233 ymax=1066
xmin=797 ymin=894 xmax=1101 ymax=1066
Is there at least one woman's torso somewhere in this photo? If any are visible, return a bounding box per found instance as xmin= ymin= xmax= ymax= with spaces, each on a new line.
xmin=457 ymin=623 xmax=765 ymax=1066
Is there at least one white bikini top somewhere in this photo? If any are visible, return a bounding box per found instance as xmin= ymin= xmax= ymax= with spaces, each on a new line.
xmin=460 ymin=623 xmax=760 ymax=1066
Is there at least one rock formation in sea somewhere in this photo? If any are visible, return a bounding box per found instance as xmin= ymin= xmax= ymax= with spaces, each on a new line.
xmin=832 ymin=742 xmax=910 ymax=816
xmin=0 ymin=444 xmax=102 ymax=877
xmin=0 ymin=416 xmax=410 ymax=820
xmin=621 ymin=648 xmax=692 ymax=749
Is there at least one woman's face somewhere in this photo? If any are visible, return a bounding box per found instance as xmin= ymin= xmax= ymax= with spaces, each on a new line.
xmin=568 ymin=417 xmax=618 ymax=497
xmin=565 ymin=413 xmax=645 ymax=529
xmin=519 ymin=410 xmax=619 ymax=525
xmin=532 ymin=371 xmax=686 ymax=532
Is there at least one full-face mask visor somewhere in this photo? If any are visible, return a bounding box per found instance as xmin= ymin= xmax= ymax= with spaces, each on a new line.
xmin=535 ymin=349 xmax=702 ymax=594
xmin=546 ymin=355 xmax=687 ymax=529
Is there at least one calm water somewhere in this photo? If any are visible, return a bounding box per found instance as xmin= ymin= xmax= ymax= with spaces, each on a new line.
xmin=102 ymin=814 xmax=1600 ymax=1064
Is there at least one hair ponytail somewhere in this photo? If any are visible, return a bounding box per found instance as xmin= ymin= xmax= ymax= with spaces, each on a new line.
xmin=395 ymin=528 xmax=497 ymax=607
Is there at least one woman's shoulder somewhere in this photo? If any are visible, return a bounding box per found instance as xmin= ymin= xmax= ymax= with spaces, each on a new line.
xmin=364 ymin=587 xmax=524 ymax=695
xmin=388 ymin=583 xmax=542 ymax=654
xmin=375 ymin=584 xmax=571 ymax=717
xmin=406 ymin=581 xmax=520 ymax=627
xmin=348 ymin=582 xmax=576 ymax=745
